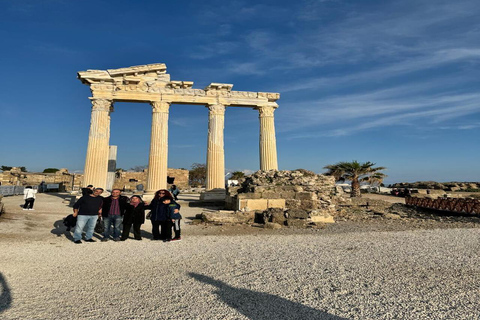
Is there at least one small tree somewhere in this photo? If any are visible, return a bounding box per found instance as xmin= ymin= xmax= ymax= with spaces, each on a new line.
xmin=324 ymin=161 xmax=387 ymax=198
xmin=189 ymin=163 xmax=206 ymax=186
xmin=1 ymin=166 xmax=12 ymax=171
xmin=43 ymin=168 xmax=60 ymax=173
xmin=230 ymin=171 xmax=245 ymax=180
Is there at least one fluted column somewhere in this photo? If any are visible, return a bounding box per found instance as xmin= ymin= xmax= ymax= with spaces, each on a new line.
xmin=206 ymin=104 xmax=226 ymax=190
xmin=145 ymin=101 xmax=170 ymax=194
xmin=83 ymin=98 xmax=113 ymax=189
xmin=257 ymin=104 xmax=278 ymax=171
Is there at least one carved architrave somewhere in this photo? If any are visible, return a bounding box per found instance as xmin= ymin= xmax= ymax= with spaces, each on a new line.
xmin=79 ymin=63 xmax=280 ymax=106
xmin=151 ymin=101 xmax=170 ymax=113
xmin=207 ymin=104 xmax=226 ymax=116
xmin=91 ymin=99 xmax=113 ymax=112
xmin=257 ymin=105 xmax=275 ymax=117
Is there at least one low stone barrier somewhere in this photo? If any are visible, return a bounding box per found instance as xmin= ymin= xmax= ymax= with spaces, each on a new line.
xmin=406 ymin=196 xmax=480 ymax=215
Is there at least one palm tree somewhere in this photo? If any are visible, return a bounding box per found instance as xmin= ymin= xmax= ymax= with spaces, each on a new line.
xmin=324 ymin=161 xmax=387 ymax=197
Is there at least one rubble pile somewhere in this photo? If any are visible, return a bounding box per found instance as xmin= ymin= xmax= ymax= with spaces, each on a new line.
xmin=223 ymin=169 xmax=340 ymax=228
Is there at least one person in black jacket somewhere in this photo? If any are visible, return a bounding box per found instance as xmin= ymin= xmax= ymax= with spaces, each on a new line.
xmin=120 ymin=195 xmax=145 ymax=241
xmin=101 ymin=189 xmax=129 ymax=241
xmin=145 ymin=189 xmax=179 ymax=241
xmin=72 ymin=188 xmax=104 ymax=244
xmin=81 ymin=185 xmax=94 ymax=196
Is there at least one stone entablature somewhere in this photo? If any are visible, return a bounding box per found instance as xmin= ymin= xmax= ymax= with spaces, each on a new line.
xmin=78 ymin=64 xmax=279 ymax=107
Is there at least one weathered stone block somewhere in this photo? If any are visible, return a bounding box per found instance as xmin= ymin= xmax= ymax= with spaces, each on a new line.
xmin=268 ymin=199 xmax=286 ymax=209
xmin=239 ymin=199 xmax=248 ymax=210
xmin=295 ymin=192 xmax=317 ymax=201
xmin=271 ymin=211 xmax=286 ymax=224
xmin=253 ymin=186 xmax=267 ymax=193
xmin=202 ymin=211 xmax=254 ymax=224
xmin=237 ymin=193 xmax=262 ymax=199
xmin=287 ymin=209 xmax=309 ymax=219
xmin=245 ymin=199 xmax=268 ymax=211
xmin=309 ymin=215 xmax=335 ymax=224
xmin=273 ymin=186 xmax=297 ymax=192
xmin=299 ymin=200 xmax=318 ymax=210
xmin=280 ymin=191 xmax=296 ymax=199
xmin=262 ymin=192 xmax=280 ymax=199
xmin=285 ymin=199 xmax=301 ymax=209
xmin=286 ymin=219 xmax=307 ymax=228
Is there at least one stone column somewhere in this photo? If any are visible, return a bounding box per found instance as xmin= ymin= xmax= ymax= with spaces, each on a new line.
xmin=83 ymin=98 xmax=112 ymax=189
xmin=206 ymin=104 xmax=226 ymax=190
xmin=145 ymin=101 xmax=170 ymax=195
xmin=106 ymin=145 xmax=117 ymax=191
xmin=257 ymin=105 xmax=278 ymax=171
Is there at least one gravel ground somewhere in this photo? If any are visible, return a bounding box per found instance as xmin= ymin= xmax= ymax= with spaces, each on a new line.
xmin=1 ymin=193 xmax=479 ymax=319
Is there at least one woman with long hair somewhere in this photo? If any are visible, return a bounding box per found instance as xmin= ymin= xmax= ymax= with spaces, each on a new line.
xmin=146 ymin=189 xmax=179 ymax=241
xmin=120 ymin=195 xmax=145 ymax=241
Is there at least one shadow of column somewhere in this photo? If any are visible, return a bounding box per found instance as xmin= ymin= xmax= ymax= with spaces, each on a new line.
xmin=189 ymin=273 xmax=348 ymax=320
xmin=0 ymin=273 xmax=12 ymax=313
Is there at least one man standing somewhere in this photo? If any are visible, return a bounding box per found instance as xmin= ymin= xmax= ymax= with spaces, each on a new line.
xmin=73 ymin=188 xmax=104 ymax=244
xmin=81 ymin=185 xmax=94 ymax=196
xmin=101 ymin=189 xmax=128 ymax=241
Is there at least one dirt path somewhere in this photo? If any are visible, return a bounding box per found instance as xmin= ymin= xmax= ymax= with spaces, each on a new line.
xmin=362 ymin=193 xmax=406 ymax=204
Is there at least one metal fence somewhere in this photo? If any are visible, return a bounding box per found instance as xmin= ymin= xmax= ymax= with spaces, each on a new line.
xmin=0 ymin=186 xmax=25 ymax=196
xmin=405 ymin=196 xmax=480 ymax=215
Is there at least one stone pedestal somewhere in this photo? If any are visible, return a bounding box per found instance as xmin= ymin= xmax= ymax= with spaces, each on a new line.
xmin=257 ymin=105 xmax=278 ymax=171
xmin=83 ymin=99 xmax=112 ymax=189
xmin=145 ymin=101 xmax=170 ymax=197
xmin=106 ymin=145 xmax=117 ymax=191
xmin=205 ymin=104 xmax=226 ymax=191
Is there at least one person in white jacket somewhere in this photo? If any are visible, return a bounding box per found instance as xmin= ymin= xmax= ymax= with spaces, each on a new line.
xmin=23 ymin=186 xmax=37 ymax=210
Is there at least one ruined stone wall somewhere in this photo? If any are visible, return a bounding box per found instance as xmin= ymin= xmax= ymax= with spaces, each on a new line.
xmin=226 ymin=169 xmax=338 ymax=214
xmin=113 ymin=168 xmax=189 ymax=191
xmin=0 ymin=168 xmax=74 ymax=191
xmin=0 ymin=167 xmax=188 ymax=191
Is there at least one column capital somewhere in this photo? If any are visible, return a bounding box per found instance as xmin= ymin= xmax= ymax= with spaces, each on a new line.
xmin=206 ymin=103 xmax=226 ymax=115
xmin=150 ymin=101 xmax=170 ymax=113
xmin=256 ymin=104 xmax=277 ymax=117
xmin=90 ymin=98 xmax=113 ymax=112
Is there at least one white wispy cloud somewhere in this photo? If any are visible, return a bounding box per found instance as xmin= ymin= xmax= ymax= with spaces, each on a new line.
xmin=188 ymin=0 xmax=480 ymax=138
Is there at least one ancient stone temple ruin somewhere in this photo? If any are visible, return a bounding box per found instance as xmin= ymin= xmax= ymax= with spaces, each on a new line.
xmin=78 ymin=63 xmax=280 ymax=199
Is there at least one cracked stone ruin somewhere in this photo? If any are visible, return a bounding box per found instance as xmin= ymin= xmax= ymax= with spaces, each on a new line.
xmin=198 ymin=169 xmax=343 ymax=228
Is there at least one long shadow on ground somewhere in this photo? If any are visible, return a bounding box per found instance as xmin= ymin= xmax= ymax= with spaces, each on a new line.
xmin=0 ymin=273 xmax=12 ymax=313
xmin=51 ymin=220 xmax=74 ymax=241
xmin=189 ymin=273 xmax=348 ymax=320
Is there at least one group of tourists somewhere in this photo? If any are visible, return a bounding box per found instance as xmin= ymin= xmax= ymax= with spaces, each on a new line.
xmin=72 ymin=187 xmax=182 ymax=244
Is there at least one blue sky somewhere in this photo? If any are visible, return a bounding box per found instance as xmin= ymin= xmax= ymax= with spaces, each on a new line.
xmin=0 ymin=0 xmax=479 ymax=184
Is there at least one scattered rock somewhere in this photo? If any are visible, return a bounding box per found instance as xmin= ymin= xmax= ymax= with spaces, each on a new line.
xmin=383 ymin=213 xmax=402 ymax=220
xmin=201 ymin=211 xmax=254 ymax=224
xmin=190 ymin=219 xmax=203 ymax=225
xmin=286 ymin=219 xmax=307 ymax=228
xmin=264 ymin=222 xmax=282 ymax=229
xmin=286 ymin=209 xmax=308 ymax=219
